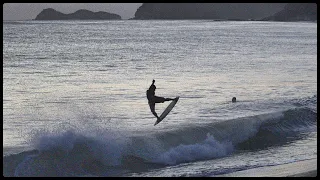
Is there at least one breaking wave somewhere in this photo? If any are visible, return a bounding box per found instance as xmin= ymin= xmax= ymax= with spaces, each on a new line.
xmin=3 ymin=106 xmax=317 ymax=176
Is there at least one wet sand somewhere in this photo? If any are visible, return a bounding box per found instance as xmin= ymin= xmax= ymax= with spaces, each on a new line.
xmin=215 ymin=159 xmax=317 ymax=177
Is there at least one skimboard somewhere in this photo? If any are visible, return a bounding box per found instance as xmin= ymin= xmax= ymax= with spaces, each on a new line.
xmin=154 ymin=96 xmax=179 ymax=126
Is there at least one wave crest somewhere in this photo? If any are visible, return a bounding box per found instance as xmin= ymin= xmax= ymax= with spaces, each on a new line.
xmin=4 ymin=107 xmax=317 ymax=176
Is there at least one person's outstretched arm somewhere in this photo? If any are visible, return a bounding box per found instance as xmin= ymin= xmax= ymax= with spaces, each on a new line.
xmin=148 ymin=79 xmax=155 ymax=89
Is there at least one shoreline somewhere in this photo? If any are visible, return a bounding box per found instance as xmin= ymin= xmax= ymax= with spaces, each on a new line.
xmin=214 ymin=159 xmax=317 ymax=177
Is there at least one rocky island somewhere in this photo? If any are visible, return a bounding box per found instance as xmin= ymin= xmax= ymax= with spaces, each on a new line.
xmin=35 ymin=8 xmax=121 ymax=20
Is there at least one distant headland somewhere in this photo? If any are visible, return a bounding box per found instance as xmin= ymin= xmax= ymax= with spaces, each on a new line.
xmin=34 ymin=8 xmax=121 ymax=20
xmin=131 ymin=3 xmax=286 ymax=20
xmin=261 ymin=3 xmax=317 ymax=21
xmin=131 ymin=3 xmax=316 ymax=21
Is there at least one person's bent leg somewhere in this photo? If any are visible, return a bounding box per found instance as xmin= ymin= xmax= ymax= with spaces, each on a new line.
xmin=149 ymin=103 xmax=159 ymax=119
xmin=155 ymin=96 xmax=166 ymax=103
xmin=152 ymin=111 xmax=159 ymax=119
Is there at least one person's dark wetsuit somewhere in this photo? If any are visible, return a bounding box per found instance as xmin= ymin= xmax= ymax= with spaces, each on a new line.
xmin=146 ymin=79 xmax=174 ymax=120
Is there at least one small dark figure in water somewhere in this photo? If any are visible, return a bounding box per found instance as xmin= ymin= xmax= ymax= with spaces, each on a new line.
xmin=146 ymin=79 xmax=175 ymax=120
xmin=232 ymin=97 xmax=236 ymax=103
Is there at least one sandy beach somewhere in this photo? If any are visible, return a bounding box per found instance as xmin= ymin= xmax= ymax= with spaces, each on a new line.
xmin=215 ymin=159 xmax=317 ymax=177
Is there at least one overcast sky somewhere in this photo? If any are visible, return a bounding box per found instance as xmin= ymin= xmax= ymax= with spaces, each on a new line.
xmin=3 ymin=3 xmax=143 ymax=20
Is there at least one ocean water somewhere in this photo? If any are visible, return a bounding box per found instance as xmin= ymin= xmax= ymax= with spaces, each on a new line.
xmin=3 ymin=20 xmax=317 ymax=177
